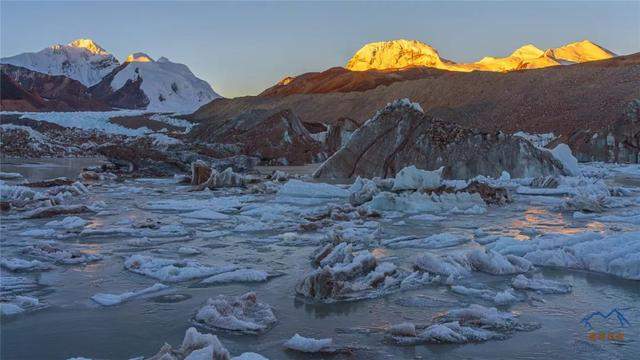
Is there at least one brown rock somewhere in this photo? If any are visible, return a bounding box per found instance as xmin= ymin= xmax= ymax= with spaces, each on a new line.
xmin=190 ymin=109 xmax=322 ymax=165
xmin=314 ymin=100 xmax=568 ymax=180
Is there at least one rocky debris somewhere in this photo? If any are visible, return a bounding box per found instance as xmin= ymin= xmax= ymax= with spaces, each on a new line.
xmin=325 ymin=117 xmax=359 ymax=155
xmin=460 ymin=181 xmax=511 ymax=205
xmin=190 ymin=160 xmax=212 ymax=185
xmin=314 ymin=99 xmax=569 ymax=180
xmin=193 ymin=292 xmax=277 ymax=334
xmin=190 ymin=109 xmax=323 ymax=165
xmin=551 ymin=99 xmax=640 ymax=163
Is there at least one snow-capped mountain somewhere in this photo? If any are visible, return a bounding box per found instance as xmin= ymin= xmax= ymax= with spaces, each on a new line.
xmin=0 ymin=38 xmax=120 ymax=86
xmin=102 ymin=53 xmax=219 ymax=113
xmin=345 ymin=39 xmax=615 ymax=72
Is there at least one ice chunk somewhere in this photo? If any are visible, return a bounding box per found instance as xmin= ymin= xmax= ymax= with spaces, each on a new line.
xmin=437 ymin=304 xmax=520 ymax=331
xmin=383 ymin=233 xmax=468 ymax=249
xmin=492 ymin=231 xmax=640 ymax=280
xmin=193 ymin=292 xmax=276 ymax=334
xmin=22 ymin=243 xmax=102 ymax=265
xmin=549 ymin=144 xmax=580 ymax=176
xmin=389 ymin=322 xmax=417 ymax=337
xmin=466 ymin=249 xmax=532 ymax=275
xmin=45 ymin=216 xmax=88 ymax=229
xmin=369 ymin=191 xmax=485 ymax=214
xmin=413 ymin=253 xmax=470 ymax=278
xmin=277 ymin=180 xmax=349 ymax=198
xmin=0 ymin=172 xmax=23 ymax=180
xmin=178 ymin=246 xmax=201 ymax=255
xmin=91 ymin=283 xmax=169 ymax=306
xmin=511 ymin=275 xmax=572 ymax=294
xmin=201 ymin=269 xmax=269 ymax=284
xmin=1 ymin=258 xmax=51 ymax=272
xmin=124 ymin=255 xmax=237 ymax=282
xmin=19 ymin=228 xmax=56 ymax=237
xmin=391 ymin=165 xmax=443 ymax=191
xmin=141 ymin=197 xmax=242 ymax=212
xmin=283 ymin=334 xmax=333 ymax=353
xmin=181 ymin=209 xmax=230 ymax=220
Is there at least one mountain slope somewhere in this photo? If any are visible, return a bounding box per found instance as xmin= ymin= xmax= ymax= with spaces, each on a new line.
xmin=191 ymin=53 xmax=640 ymax=141
xmin=0 ymin=38 xmax=120 ymax=86
xmin=345 ymin=39 xmax=454 ymax=71
xmin=1 ymin=64 xmax=110 ymax=111
xmin=96 ymin=54 xmax=220 ymax=113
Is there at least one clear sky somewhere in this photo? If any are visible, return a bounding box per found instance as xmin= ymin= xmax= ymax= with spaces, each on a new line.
xmin=1 ymin=1 xmax=638 ymax=98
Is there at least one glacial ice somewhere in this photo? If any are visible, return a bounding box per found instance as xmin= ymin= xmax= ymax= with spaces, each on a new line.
xmin=1 ymin=258 xmax=52 ymax=272
xmin=511 ymin=275 xmax=572 ymax=294
xmin=200 ymin=269 xmax=269 ymax=284
xmin=489 ymin=231 xmax=640 ymax=280
xmin=368 ymin=191 xmax=486 ymax=214
xmin=382 ymin=233 xmax=469 ymax=249
xmin=91 ymin=283 xmax=169 ymax=306
xmin=283 ymin=334 xmax=333 ymax=353
xmin=124 ymin=255 xmax=238 ymax=282
xmin=277 ymin=179 xmax=349 ymax=198
xmin=391 ymin=165 xmax=443 ymax=191
xmin=193 ymin=292 xmax=276 ymax=334
xmin=146 ymin=326 xmax=268 ymax=360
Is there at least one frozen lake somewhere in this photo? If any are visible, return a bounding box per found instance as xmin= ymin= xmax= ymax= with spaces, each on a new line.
xmin=1 ymin=159 xmax=639 ymax=359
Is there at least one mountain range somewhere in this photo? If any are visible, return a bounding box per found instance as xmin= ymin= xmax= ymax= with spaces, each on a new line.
xmin=345 ymin=39 xmax=615 ymax=72
xmin=0 ymin=39 xmax=219 ymax=113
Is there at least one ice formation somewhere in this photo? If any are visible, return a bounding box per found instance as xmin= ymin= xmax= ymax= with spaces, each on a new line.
xmin=124 ymin=255 xmax=238 ymax=282
xmin=193 ymin=292 xmax=277 ymax=334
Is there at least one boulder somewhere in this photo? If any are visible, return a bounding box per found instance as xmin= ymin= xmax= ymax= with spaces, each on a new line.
xmin=314 ymin=99 xmax=569 ymax=180
xmin=190 ymin=109 xmax=322 ymax=165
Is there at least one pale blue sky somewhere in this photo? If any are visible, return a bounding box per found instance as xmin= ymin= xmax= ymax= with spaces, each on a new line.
xmin=1 ymin=1 xmax=638 ymax=98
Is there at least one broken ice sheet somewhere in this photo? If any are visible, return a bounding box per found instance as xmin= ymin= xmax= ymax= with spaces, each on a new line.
xmin=124 ymin=255 xmax=238 ymax=282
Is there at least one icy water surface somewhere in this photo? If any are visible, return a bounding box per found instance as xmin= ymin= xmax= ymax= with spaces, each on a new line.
xmin=1 ymin=160 xmax=639 ymax=359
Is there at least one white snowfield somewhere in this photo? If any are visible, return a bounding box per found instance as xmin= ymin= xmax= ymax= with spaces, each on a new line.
xmin=0 ymin=38 xmax=119 ymax=86
xmin=111 ymin=55 xmax=220 ymax=113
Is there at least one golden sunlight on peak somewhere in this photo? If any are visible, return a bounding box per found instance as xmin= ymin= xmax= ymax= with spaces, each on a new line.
xmin=125 ymin=52 xmax=155 ymax=63
xmin=68 ymin=38 xmax=108 ymax=55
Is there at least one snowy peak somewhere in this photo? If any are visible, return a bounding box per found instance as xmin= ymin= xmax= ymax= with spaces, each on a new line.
xmin=510 ymin=44 xmax=545 ymax=59
xmin=546 ymin=40 xmax=615 ymax=63
xmin=68 ymin=38 xmax=109 ymax=55
xmin=346 ymin=39 xmax=446 ymax=71
xmin=345 ymin=39 xmax=616 ymax=73
xmin=108 ymin=54 xmax=220 ymax=113
xmin=0 ymin=38 xmax=119 ymax=86
xmin=125 ymin=52 xmax=155 ymax=63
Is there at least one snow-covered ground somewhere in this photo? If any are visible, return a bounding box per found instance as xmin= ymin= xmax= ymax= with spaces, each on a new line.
xmin=1 ymin=161 xmax=639 ymax=359
xmin=1 ymin=110 xmax=177 ymax=136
